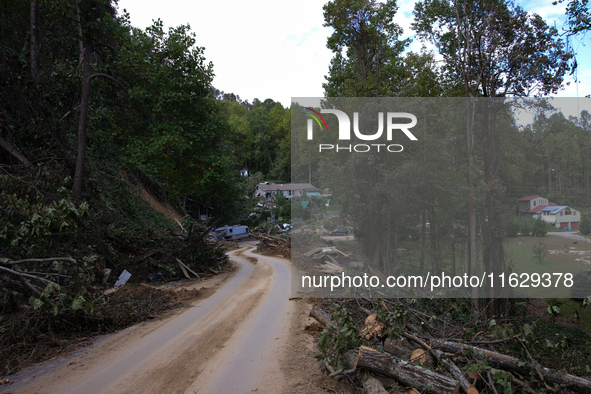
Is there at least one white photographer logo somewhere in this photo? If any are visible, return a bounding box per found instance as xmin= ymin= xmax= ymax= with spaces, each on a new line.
xmin=307 ymin=110 xmax=417 ymax=152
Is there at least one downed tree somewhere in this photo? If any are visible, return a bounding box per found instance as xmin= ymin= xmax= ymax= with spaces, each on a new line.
xmin=355 ymin=345 xmax=460 ymax=394
xmin=437 ymin=341 xmax=591 ymax=394
xmin=309 ymin=305 xmax=335 ymax=327
xmin=400 ymin=333 xmax=478 ymax=394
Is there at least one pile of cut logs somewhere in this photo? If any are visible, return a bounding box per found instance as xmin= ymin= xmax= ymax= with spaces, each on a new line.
xmin=310 ymin=305 xmax=591 ymax=394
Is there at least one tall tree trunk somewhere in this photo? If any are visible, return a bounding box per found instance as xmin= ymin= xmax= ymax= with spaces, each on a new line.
xmin=386 ymin=207 xmax=391 ymax=275
xmin=482 ymin=102 xmax=508 ymax=316
xmin=76 ymin=1 xmax=84 ymax=60
xmin=72 ymin=45 xmax=92 ymax=201
xmin=466 ymin=98 xmax=479 ymax=310
xmin=451 ymin=236 xmax=456 ymax=276
xmin=419 ymin=202 xmax=426 ymax=275
xmin=548 ymin=157 xmax=552 ymax=194
xmin=30 ymin=1 xmax=37 ymax=80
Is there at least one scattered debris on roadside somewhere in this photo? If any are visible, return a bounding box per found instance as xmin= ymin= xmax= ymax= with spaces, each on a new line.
xmin=308 ymin=298 xmax=591 ymax=394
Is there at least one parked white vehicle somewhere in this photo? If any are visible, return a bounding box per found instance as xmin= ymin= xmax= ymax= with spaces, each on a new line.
xmin=214 ymin=225 xmax=249 ymax=240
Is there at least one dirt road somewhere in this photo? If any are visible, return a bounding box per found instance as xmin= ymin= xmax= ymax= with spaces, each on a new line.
xmin=2 ymin=244 xmax=301 ymax=394
xmin=548 ymin=231 xmax=591 ymax=244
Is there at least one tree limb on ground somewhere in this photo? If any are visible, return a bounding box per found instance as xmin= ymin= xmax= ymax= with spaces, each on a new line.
xmin=436 ymin=340 xmax=591 ymax=394
xmin=355 ymin=345 xmax=460 ymax=394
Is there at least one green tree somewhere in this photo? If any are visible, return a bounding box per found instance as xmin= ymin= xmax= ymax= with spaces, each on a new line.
xmin=532 ymin=240 xmax=548 ymax=264
xmin=116 ymin=21 xmax=237 ymax=200
xmin=532 ymin=216 xmax=548 ymax=237
xmin=506 ymin=217 xmax=520 ymax=237
xmin=579 ymin=213 xmax=591 ymax=236
xmin=413 ymin=0 xmax=574 ymax=312
xmin=72 ymin=0 xmax=127 ymax=201
xmin=559 ymin=0 xmax=591 ymax=36
xmin=322 ymin=0 xmax=410 ymax=96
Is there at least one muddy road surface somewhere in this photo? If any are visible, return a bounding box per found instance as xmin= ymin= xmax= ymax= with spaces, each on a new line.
xmin=2 ymin=244 xmax=297 ymax=394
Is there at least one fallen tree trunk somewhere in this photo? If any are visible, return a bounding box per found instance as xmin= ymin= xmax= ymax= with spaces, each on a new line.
xmin=309 ymin=306 xmax=334 ymax=327
xmin=356 ymin=346 xmax=460 ymax=394
xmin=401 ymin=334 xmax=478 ymax=394
xmin=433 ymin=349 xmax=478 ymax=394
xmin=437 ymin=341 xmax=591 ymax=394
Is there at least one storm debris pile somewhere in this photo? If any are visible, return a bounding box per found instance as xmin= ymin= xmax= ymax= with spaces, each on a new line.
xmin=309 ymin=298 xmax=591 ymax=394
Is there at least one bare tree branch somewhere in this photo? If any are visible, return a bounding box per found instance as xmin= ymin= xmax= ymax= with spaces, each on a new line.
xmin=1 ymin=257 xmax=76 ymax=265
xmin=0 ymin=137 xmax=33 ymax=167
xmin=89 ymin=73 xmax=125 ymax=89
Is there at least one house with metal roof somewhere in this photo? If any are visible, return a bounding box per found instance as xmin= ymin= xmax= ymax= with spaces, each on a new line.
xmin=539 ymin=205 xmax=581 ymax=230
xmin=517 ymin=195 xmax=581 ymax=230
xmin=253 ymin=182 xmax=320 ymax=200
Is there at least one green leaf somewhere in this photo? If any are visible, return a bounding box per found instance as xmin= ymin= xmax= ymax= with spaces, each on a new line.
xmin=522 ymin=323 xmax=533 ymax=338
xmin=71 ymin=296 xmax=85 ymax=310
xmin=29 ymin=296 xmax=44 ymax=310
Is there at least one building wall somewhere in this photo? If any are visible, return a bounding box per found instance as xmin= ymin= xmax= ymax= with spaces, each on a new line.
xmin=529 ymin=197 xmax=547 ymax=210
xmin=557 ymin=208 xmax=580 ymax=229
xmin=540 ymin=208 xmax=580 ymax=229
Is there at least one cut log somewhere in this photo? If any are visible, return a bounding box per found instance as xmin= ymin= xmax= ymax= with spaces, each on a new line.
xmin=411 ymin=348 xmax=428 ymax=365
xmin=363 ymin=375 xmax=388 ymax=394
xmin=437 ymin=341 xmax=591 ymax=394
xmin=402 ymin=334 xmax=477 ymax=394
xmin=365 ymin=313 xmax=377 ymax=325
xmin=384 ymin=338 xmax=415 ymax=359
xmin=309 ymin=306 xmax=335 ymax=327
xmin=356 ymin=346 xmax=460 ymax=394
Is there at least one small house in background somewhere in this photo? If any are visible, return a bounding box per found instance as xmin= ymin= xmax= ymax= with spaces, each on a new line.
xmin=540 ymin=206 xmax=580 ymax=230
xmin=517 ymin=195 xmax=581 ymax=230
xmin=253 ymin=182 xmax=320 ymax=200
xmin=240 ymin=167 xmax=249 ymax=177
xmin=517 ymin=196 xmax=550 ymax=215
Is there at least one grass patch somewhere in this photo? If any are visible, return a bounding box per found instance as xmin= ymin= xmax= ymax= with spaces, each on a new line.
xmin=505 ymin=235 xmax=591 ymax=297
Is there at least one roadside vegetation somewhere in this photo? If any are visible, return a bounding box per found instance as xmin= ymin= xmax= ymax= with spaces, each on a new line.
xmin=0 ymin=0 xmax=288 ymax=375
xmin=3 ymin=0 xmax=591 ymax=391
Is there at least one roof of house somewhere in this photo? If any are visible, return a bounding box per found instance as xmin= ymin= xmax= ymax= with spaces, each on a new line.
xmin=528 ymin=205 xmax=548 ymax=213
xmin=518 ymin=195 xmax=540 ymax=201
xmin=520 ymin=202 xmax=559 ymax=213
xmin=541 ymin=206 xmax=568 ymax=214
xmin=257 ymin=182 xmax=318 ymax=191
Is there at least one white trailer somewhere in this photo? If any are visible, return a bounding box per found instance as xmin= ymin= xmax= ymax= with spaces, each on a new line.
xmin=215 ymin=225 xmax=249 ymax=240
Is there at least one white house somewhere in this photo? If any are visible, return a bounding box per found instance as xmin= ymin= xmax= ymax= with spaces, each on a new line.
xmin=517 ymin=195 xmax=581 ymax=230
xmin=539 ymin=205 xmax=581 ymax=230
xmin=253 ymin=182 xmax=320 ymax=200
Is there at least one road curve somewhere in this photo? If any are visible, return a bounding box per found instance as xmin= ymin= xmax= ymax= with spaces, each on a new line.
xmin=548 ymin=231 xmax=591 ymax=244
xmin=3 ymin=244 xmax=293 ymax=394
